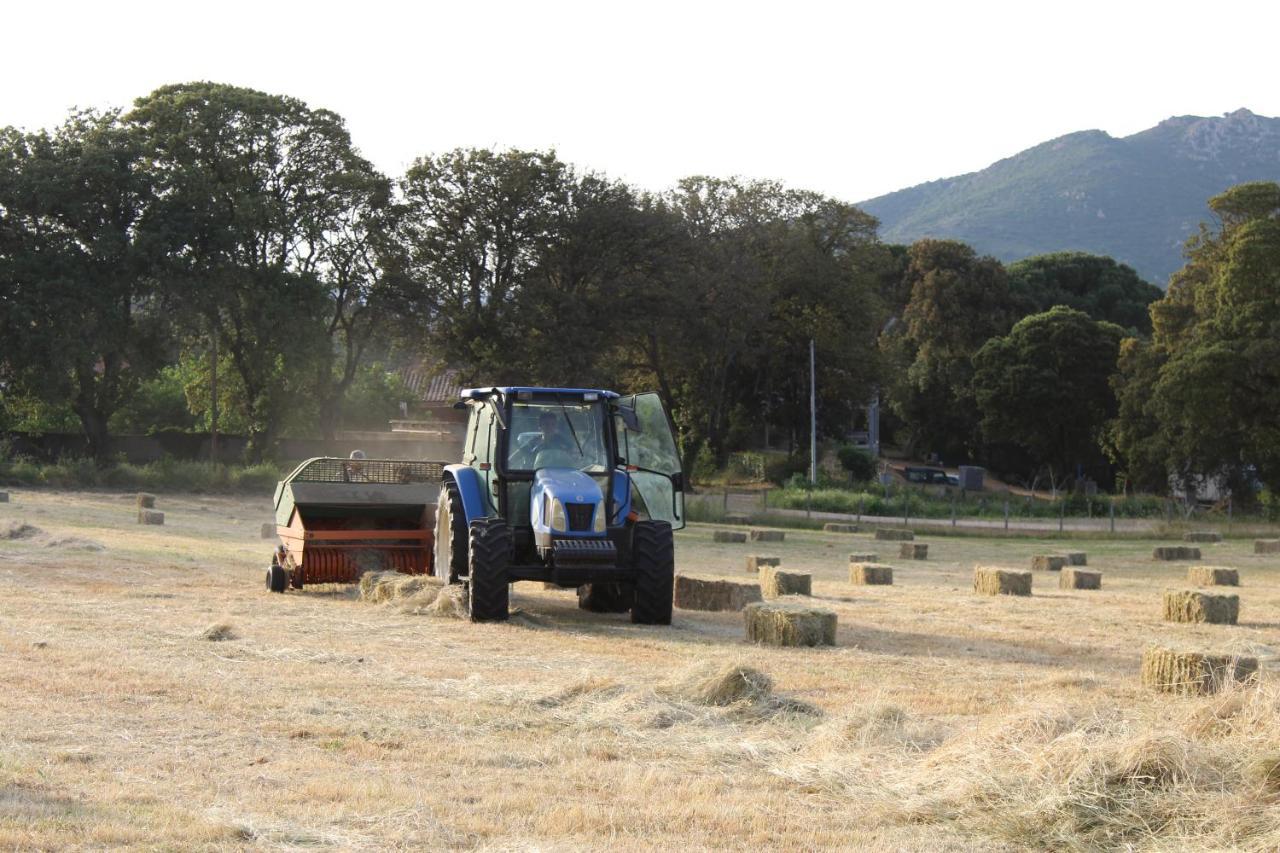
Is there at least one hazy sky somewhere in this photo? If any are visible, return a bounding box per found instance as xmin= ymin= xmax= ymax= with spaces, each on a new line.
xmin=5 ymin=0 xmax=1278 ymax=201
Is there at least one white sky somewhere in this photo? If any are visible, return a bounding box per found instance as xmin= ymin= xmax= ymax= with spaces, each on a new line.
xmin=5 ymin=0 xmax=1278 ymax=202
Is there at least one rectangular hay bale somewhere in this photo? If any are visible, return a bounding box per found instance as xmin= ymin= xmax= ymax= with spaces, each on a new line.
xmin=749 ymin=529 xmax=785 ymax=542
xmin=137 ymin=509 xmax=165 ymax=525
xmin=745 ymin=555 xmax=781 ymax=573
xmin=1059 ymin=568 xmax=1102 ymax=590
xmin=823 ymin=522 xmax=859 ymax=533
xmin=973 ymin=566 xmax=1031 ymax=596
xmin=1141 ymin=646 xmax=1258 ymax=695
xmin=1031 ymin=554 xmax=1067 ymax=571
xmin=713 ymin=530 xmax=748 ymax=544
xmin=759 ymin=566 xmax=811 ymax=598
xmin=1162 ymin=589 xmax=1239 ymax=624
xmin=1255 ymin=539 xmax=1280 ymax=555
xmin=0 ymin=491 xmax=8 ymax=503
xmin=674 ymin=575 xmax=763 ymax=612
xmin=848 ymin=553 xmax=879 ymax=563
xmin=1183 ymin=531 xmax=1222 ymax=543
xmin=744 ymin=601 xmax=836 ymax=647
xmin=1153 ymin=546 xmax=1201 ymax=561
xmin=136 ymin=492 xmax=157 ymax=509
xmin=1187 ymin=566 xmax=1239 ymax=587
xmin=849 ymin=563 xmax=894 ymax=585
xmin=875 ymin=528 xmax=914 ymax=541
xmin=1065 ymin=552 xmax=1087 ymax=566
xmin=899 ymin=542 xmax=928 ymax=560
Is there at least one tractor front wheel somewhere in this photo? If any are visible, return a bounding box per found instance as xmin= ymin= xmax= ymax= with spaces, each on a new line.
xmin=467 ymin=517 xmax=511 ymax=622
xmin=435 ymin=480 xmax=469 ymax=584
xmin=266 ymin=564 xmax=288 ymax=594
xmin=630 ymin=521 xmax=674 ymax=625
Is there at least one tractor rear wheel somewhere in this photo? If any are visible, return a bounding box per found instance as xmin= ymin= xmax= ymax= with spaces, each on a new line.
xmin=467 ymin=517 xmax=511 ymax=622
xmin=630 ymin=521 xmax=674 ymax=625
xmin=435 ymin=480 xmax=469 ymax=583
xmin=266 ymin=564 xmax=288 ymax=594
xmin=577 ymin=582 xmax=635 ymax=613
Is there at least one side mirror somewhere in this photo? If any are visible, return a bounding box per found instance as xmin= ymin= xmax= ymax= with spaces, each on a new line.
xmin=616 ymin=405 xmax=640 ymax=432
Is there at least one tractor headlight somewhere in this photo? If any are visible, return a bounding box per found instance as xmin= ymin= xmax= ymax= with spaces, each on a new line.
xmin=550 ymin=498 xmax=567 ymax=531
xmin=593 ymin=504 xmax=606 ymax=533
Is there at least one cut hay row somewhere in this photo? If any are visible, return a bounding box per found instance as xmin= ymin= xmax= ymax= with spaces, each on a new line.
xmin=1140 ymin=645 xmax=1258 ymax=695
xmin=673 ymin=575 xmax=762 ymax=612
xmin=848 ymin=563 xmax=893 ymax=585
xmin=1183 ymin=531 xmax=1222 ymax=543
xmin=1187 ymin=566 xmax=1240 ymax=587
xmin=749 ymin=529 xmax=785 ymax=542
xmin=137 ymin=509 xmax=164 ymax=525
xmin=1153 ymin=545 xmax=1201 ymax=561
xmin=822 ymin=522 xmax=859 ymax=533
xmin=875 ymin=528 xmax=914 ymax=541
xmin=1059 ymin=568 xmax=1102 ymax=590
xmin=899 ymin=542 xmax=928 ymax=560
xmin=744 ymin=554 xmax=781 ymax=573
xmin=759 ymin=566 xmax=811 ymax=598
xmin=744 ymin=601 xmax=836 ymax=646
xmin=713 ymin=530 xmax=747 ymax=544
xmin=974 ymin=566 xmax=1031 ymax=596
xmin=1031 ymin=554 xmax=1066 ymax=571
xmin=1256 ymin=538 xmax=1280 ymax=554
xmin=1162 ymin=589 xmax=1239 ymax=624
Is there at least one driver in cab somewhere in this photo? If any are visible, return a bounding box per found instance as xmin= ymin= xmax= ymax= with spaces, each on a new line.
xmin=533 ymin=412 xmax=574 ymax=455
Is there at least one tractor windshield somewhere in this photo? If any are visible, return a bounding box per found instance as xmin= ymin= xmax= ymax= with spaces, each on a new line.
xmin=506 ymin=399 xmax=610 ymax=473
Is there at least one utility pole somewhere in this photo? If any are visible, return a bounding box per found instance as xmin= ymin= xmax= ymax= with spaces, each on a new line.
xmin=809 ymin=339 xmax=817 ymax=484
xmin=210 ymin=318 xmax=219 ymax=464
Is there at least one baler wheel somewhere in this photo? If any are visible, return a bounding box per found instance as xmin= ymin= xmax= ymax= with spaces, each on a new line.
xmin=630 ymin=521 xmax=674 ymax=625
xmin=266 ymin=564 xmax=288 ymax=594
xmin=467 ymin=517 xmax=511 ymax=622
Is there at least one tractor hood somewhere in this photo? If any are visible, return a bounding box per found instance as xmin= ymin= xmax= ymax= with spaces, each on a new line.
xmin=531 ymin=468 xmax=605 ymax=538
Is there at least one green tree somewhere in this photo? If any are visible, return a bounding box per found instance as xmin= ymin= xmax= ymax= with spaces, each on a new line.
xmin=0 ymin=111 xmax=163 ymax=459
xmin=1006 ymin=252 xmax=1163 ymax=333
xmin=973 ymin=306 xmax=1124 ymax=486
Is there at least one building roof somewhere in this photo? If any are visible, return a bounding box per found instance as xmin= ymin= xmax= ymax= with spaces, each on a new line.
xmin=400 ymin=368 xmax=461 ymax=404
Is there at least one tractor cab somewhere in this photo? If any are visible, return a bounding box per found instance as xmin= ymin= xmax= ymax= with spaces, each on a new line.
xmin=435 ymin=387 xmax=683 ymax=623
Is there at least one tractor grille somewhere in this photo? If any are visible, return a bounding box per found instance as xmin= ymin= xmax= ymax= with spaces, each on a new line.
xmin=291 ymin=459 xmax=444 ymax=485
xmin=565 ymin=503 xmax=595 ymax=531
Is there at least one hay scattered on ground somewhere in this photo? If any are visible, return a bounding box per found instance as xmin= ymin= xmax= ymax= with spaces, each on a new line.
xmin=1140 ymin=645 xmax=1257 ymax=694
xmin=744 ymin=601 xmax=836 ymax=646
xmin=745 ymin=554 xmax=781 ymax=573
xmin=974 ymin=566 xmax=1031 ymax=596
xmin=673 ymin=575 xmax=762 ymax=611
xmin=1162 ymin=589 xmax=1239 ymax=624
xmin=663 ymin=662 xmax=774 ymax=706
xmin=358 ymin=571 xmax=440 ymax=604
xmin=849 ymin=563 xmax=893 ymax=585
xmin=759 ymin=566 xmax=811 ymax=598
xmin=1031 ymin=554 xmax=1066 ymax=571
xmin=876 ymin=528 xmax=914 ymax=541
xmin=1154 ymin=545 xmax=1200 ymax=561
xmin=200 ymin=622 xmax=237 ymax=642
xmin=1187 ymin=566 xmax=1239 ymax=587
xmin=2 ymin=521 xmax=43 ymax=540
xmin=412 ymin=584 xmax=467 ymax=618
xmin=42 ymin=535 xmax=106 ymax=551
xmin=1059 ymin=568 xmax=1101 ymax=590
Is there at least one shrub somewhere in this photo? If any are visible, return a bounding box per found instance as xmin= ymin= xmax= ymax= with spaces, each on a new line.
xmin=836 ymin=445 xmax=877 ymax=482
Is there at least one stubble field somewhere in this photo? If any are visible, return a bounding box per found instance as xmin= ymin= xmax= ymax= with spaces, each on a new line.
xmin=2 ymin=489 xmax=1278 ymax=850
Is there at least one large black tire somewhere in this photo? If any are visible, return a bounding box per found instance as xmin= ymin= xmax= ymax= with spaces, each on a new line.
xmin=266 ymin=564 xmax=288 ymax=594
xmin=434 ymin=480 xmax=469 ymax=583
xmin=630 ymin=521 xmax=674 ymax=625
xmin=577 ymin=582 xmax=635 ymax=613
xmin=467 ymin=517 xmax=511 ymax=622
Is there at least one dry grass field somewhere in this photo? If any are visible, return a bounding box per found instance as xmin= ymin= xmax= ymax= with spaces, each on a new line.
xmin=2 ymin=489 xmax=1279 ymax=850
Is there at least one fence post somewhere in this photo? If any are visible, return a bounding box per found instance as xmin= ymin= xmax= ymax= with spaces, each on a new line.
xmin=1004 ymin=499 xmax=1009 ymax=531
xmin=1228 ymin=496 xmax=1233 ymax=533
xmin=1059 ymin=498 xmax=1065 ymax=533
xmin=723 ymin=489 xmax=729 ymax=514
xmin=903 ymin=491 xmax=909 ymax=527
xmin=857 ymin=496 xmax=863 ymax=523
xmin=1110 ymin=499 xmax=1115 ymax=533
xmin=806 ymin=485 xmax=812 ymax=520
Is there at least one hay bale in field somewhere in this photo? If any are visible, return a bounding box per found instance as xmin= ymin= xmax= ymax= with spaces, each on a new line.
xmin=899 ymin=542 xmax=928 ymax=560
xmin=713 ymin=530 xmax=748 ymax=544
xmin=823 ymin=522 xmax=859 ymax=533
xmin=1059 ymin=568 xmax=1102 ymax=590
xmin=1065 ymin=551 xmax=1087 ymax=566
xmin=759 ymin=566 xmax=811 ymax=598
xmin=724 ymin=513 xmax=750 ymax=525
xmin=1162 ymin=589 xmax=1239 ymax=624
xmin=875 ymin=528 xmax=914 ymax=541
xmin=849 ymin=563 xmax=893 ymax=585
xmin=137 ymin=509 xmax=164 ymax=525
xmin=745 ymin=554 xmax=781 ymax=573
xmin=749 ymin=528 xmax=785 ymax=542
xmin=1188 ymin=566 xmax=1240 ymax=587
xmin=744 ymin=601 xmax=837 ymax=647
xmin=1184 ymin=531 xmax=1222 ymax=543
xmin=136 ymin=493 xmax=156 ymax=509
xmin=1255 ymin=539 xmax=1280 ymax=555
xmin=199 ymin=622 xmax=237 ymax=641
xmin=1031 ymin=554 xmax=1067 ymax=571
xmin=0 ymin=491 xmax=8 ymax=503
xmin=1141 ymin=646 xmax=1258 ymax=695
xmin=974 ymin=566 xmax=1031 ymax=596
xmin=1153 ymin=545 xmax=1200 ymax=561
xmin=673 ymin=575 xmax=763 ymax=611
xmin=848 ymin=552 xmax=878 ymax=563
xmin=260 ymin=522 xmax=276 ymax=539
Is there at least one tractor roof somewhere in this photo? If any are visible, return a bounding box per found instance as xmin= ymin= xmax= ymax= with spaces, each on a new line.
xmin=460 ymin=386 xmax=620 ymax=401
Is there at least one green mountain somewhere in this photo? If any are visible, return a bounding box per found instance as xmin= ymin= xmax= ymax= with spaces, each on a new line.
xmin=860 ymin=109 xmax=1280 ymax=285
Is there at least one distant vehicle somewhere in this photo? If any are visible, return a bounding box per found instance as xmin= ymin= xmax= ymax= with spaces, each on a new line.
xmin=904 ymin=466 xmax=950 ymax=485
xmin=945 ymin=474 xmax=960 ymax=487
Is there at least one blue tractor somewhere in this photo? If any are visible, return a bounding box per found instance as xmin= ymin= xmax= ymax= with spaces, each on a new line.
xmin=435 ymin=387 xmax=685 ymax=623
